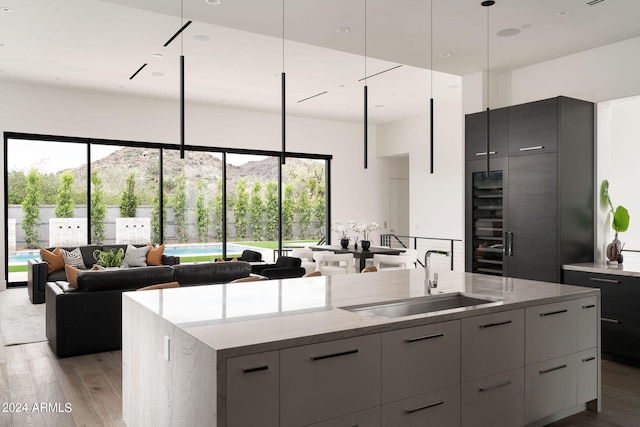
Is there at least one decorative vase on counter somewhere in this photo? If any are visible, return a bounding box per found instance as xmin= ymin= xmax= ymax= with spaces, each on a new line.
xmin=361 ymin=240 xmax=371 ymax=251
xmin=340 ymin=238 xmax=349 ymax=249
xmin=606 ymin=232 xmax=622 ymax=262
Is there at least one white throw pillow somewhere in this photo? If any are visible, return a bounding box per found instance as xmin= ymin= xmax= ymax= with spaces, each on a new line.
xmin=61 ymin=247 xmax=85 ymax=269
xmin=122 ymin=244 xmax=150 ymax=268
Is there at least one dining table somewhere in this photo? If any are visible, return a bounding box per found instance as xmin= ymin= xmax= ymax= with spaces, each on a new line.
xmin=309 ymin=244 xmax=406 ymax=273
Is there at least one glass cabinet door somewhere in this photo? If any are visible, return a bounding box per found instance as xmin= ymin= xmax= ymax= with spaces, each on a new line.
xmin=471 ymin=170 xmax=504 ymax=276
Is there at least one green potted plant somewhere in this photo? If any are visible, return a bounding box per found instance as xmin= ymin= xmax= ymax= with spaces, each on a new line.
xmin=602 ymin=180 xmax=630 ymax=262
xmin=93 ymin=247 xmax=125 ymax=268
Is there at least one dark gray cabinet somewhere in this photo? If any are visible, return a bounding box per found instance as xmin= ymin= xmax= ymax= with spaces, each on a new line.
xmin=465 ymin=96 xmax=594 ymax=283
xmin=563 ymin=269 xmax=640 ymax=364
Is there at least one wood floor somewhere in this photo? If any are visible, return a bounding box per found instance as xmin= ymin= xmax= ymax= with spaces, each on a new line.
xmin=1 ymin=287 xmax=640 ymax=427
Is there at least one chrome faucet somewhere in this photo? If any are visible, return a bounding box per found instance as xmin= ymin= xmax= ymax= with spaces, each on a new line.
xmin=425 ymin=250 xmax=451 ymax=294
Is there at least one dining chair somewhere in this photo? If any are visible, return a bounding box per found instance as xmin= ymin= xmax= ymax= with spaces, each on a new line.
xmin=312 ymin=251 xmax=335 ymax=272
xmin=303 ymin=271 xmax=321 ymax=277
xmin=317 ymin=253 xmax=355 ymax=276
xmin=361 ymin=266 xmax=378 ymax=273
xmin=136 ymin=281 xmax=180 ymax=291
xmin=227 ymin=276 xmax=262 ymax=284
xmin=373 ymin=253 xmax=415 ymax=271
xmin=290 ymin=248 xmax=316 ymax=275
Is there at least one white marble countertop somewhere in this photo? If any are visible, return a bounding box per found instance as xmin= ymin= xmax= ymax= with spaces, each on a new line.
xmin=124 ymin=269 xmax=597 ymax=357
xmin=563 ymin=261 xmax=640 ymax=277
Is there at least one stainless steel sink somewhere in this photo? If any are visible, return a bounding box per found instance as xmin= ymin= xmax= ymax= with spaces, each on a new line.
xmin=341 ymin=293 xmax=496 ymax=318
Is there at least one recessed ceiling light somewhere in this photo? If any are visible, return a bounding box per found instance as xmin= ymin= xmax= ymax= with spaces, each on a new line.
xmin=521 ymin=23 xmax=532 ymax=29
xmin=153 ymin=53 xmax=163 ymax=58
xmin=338 ymin=84 xmax=345 ymax=88
xmin=0 ymin=43 xmax=5 ymax=47
xmin=554 ymin=10 xmax=570 ymax=16
xmin=496 ymin=28 xmax=521 ymax=37
xmin=205 ymin=0 xmax=222 ymax=5
xmin=439 ymin=52 xmax=452 ymax=58
xmin=193 ymin=34 xmax=210 ymax=42
xmin=374 ymin=104 xmax=384 ymax=108
xmin=336 ymin=27 xmax=351 ymax=34
xmin=447 ymin=84 xmax=460 ymax=89
xmin=0 ymin=7 xmax=13 ymax=12
xmin=151 ymin=71 xmax=165 ymax=77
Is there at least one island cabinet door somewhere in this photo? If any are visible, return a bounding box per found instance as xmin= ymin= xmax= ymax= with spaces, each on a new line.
xmin=225 ymin=351 xmax=280 ymax=427
xmin=525 ymin=299 xmax=578 ymax=365
xmin=461 ymin=309 xmax=524 ymax=382
xmin=460 ymin=367 xmax=524 ymax=427
xmin=381 ymin=320 xmax=460 ymax=403
xmin=380 ymin=384 xmax=460 ymax=427
xmin=577 ymin=296 xmax=598 ymax=351
xmin=525 ymin=354 xmax=577 ymax=424
xmin=306 ymin=408 xmax=380 ymax=427
xmin=577 ymin=348 xmax=598 ymax=404
xmin=280 ymin=334 xmax=381 ymax=427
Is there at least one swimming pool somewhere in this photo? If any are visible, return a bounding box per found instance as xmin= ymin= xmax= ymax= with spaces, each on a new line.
xmin=8 ymin=243 xmax=249 ymax=265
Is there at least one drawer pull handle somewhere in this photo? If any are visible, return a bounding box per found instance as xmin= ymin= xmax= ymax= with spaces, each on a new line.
xmin=590 ymin=277 xmax=620 ymax=284
xmin=404 ymin=400 xmax=444 ymax=414
xmin=479 ymin=380 xmax=512 ymax=392
xmin=540 ymin=309 xmax=568 ymax=317
xmin=311 ymin=348 xmax=359 ymax=361
xmin=479 ymin=320 xmax=512 ymax=329
xmin=539 ymin=364 xmax=567 ymax=375
xmin=519 ymin=145 xmax=544 ymax=152
xmin=582 ymin=304 xmax=596 ymax=309
xmin=582 ymin=356 xmax=596 ymax=363
xmin=475 ymin=151 xmax=497 ymax=156
xmin=242 ymin=365 xmax=269 ymax=374
xmin=601 ymin=317 xmax=621 ymax=324
xmin=405 ymin=333 xmax=444 ymax=343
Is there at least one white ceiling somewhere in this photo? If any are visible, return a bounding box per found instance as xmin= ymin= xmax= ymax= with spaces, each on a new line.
xmin=1 ymin=0 xmax=639 ymax=124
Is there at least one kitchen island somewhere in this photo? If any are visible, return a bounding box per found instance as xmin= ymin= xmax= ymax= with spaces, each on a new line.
xmin=123 ymin=268 xmax=600 ymax=427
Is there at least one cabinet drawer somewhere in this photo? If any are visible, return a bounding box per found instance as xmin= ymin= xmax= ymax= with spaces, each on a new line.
xmin=306 ymin=407 xmax=380 ymax=427
xmin=508 ymin=98 xmax=558 ymax=156
xmin=380 ymin=385 xmax=460 ymax=427
xmin=381 ymin=320 xmax=460 ymax=403
xmin=601 ymin=312 xmax=640 ymax=360
xmin=525 ymin=354 xmax=577 ymax=424
xmin=461 ymin=368 xmax=524 ymax=427
xmin=577 ymin=348 xmax=598 ymax=404
xmin=526 ymin=300 xmax=578 ymax=364
xmin=578 ymin=296 xmax=598 ymax=351
xmin=280 ymin=334 xmax=381 ymax=427
xmin=564 ymin=270 xmax=640 ymax=317
xmin=461 ymin=309 xmax=524 ymax=381
xmin=226 ymin=351 xmax=279 ymax=427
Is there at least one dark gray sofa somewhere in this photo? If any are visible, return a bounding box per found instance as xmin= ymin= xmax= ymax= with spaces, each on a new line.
xmin=46 ymin=261 xmax=252 ymax=358
xmin=28 ymin=244 xmax=180 ymax=304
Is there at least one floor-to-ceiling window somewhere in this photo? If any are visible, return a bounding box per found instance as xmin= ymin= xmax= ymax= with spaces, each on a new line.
xmin=4 ymin=134 xmax=331 ymax=285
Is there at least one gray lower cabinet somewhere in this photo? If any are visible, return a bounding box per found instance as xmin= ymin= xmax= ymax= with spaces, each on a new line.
xmin=525 ymin=354 xmax=577 ymax=424
xmin=223 ymin=297 xmax=598 ymax=427
xmin=306 ymin=408 xmax=380 ymax=427
xmin=461 ymin=368 xmax=525 ymax=427
xmin=226 ymin=351 xmax=280 ymax=427
xmin=380 ymin=385 xmax=460 ymax=427
xmin=280 ymin=334 xmax=381 ymax=427
xmin=381 ymin=320 xmax=460 ymax=403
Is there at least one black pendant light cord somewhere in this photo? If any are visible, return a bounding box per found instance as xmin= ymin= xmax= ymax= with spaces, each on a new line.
xmin=363 ymin=0 xmax=368 ymax=169
xmin=179 ymin=0 xmax=185 ymax=159
xmin=429 ymin=0 xmax=434 ymax=174
xmin=482 ymin=1 xmax=495 ymax=175
xmin=281 ymin=0 xmax=286 ymax=165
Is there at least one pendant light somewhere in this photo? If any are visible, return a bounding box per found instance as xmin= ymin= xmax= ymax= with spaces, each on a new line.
xmin=482 ymin=0 xmax=495 ymax=175
xmin=429 ymin=0 xmax=434 ymax=174
xmin=281 ymin=0 xmax=286 ymax=165
xmin=179 ymin=0 xmax=186 ymax=159
xmin=363 ymin=0 xmax=368 ymax=169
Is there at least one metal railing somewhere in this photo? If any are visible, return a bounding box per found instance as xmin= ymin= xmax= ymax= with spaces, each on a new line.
xmin=380 ymin=234 xmax=463 ymax=271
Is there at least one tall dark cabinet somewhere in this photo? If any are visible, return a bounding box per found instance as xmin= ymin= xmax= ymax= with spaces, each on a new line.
xmin=465 ymin=96 xmax=595 ymax=283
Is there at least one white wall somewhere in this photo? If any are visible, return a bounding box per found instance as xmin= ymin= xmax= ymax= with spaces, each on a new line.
xmin=377 ymin=105 xmax=463 ymax=241
xmin=0 ymin=80 xmax=385 ymax=289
